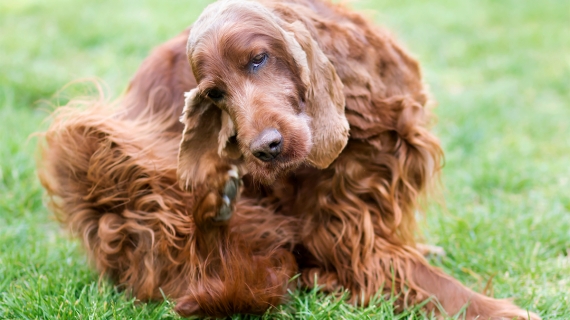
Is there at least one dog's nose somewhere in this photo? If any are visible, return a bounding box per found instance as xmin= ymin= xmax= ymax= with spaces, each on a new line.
xmin=250 ymin=128 xmax=283 ymax=162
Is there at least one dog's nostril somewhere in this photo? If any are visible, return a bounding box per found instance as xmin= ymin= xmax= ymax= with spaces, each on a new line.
xmin=250 ymin=128 xmax=283 ymax=162
xmin=253 ymin=151 xmax=270 ymax=161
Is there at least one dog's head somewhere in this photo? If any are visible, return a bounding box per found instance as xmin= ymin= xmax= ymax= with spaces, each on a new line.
xmin=178 ymin=0 xmax=349 ymax=184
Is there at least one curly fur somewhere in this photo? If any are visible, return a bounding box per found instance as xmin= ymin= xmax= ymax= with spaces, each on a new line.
xmin=38 ymin=0 xmax=540 ymax=319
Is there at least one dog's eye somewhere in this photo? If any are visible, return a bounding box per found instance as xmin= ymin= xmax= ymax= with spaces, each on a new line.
xmin=207 ymin=89 xmax=224 ymax=101
xmin=251 ymin=53 xmax=267 ymax=71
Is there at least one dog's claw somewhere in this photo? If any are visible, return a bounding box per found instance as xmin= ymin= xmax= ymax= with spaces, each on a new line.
xmin=223 ymin=176 xmax=239 ymax=200
xmin=214 ymin=165 xmax=240 ymax=222
xmin=215 ymin=197 xmax=232 ymax=221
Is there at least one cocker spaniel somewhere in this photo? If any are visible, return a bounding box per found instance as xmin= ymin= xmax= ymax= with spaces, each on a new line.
xmin=38 ymin=0 xmax=540 ymax=318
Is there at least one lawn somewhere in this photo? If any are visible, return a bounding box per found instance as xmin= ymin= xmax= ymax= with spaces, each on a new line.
xmin=1 ymin=0 xmax=568 ymax=318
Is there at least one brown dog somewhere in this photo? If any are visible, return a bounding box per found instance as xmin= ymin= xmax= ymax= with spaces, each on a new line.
xmin=38 ymin=0 xmax=540 ymax=318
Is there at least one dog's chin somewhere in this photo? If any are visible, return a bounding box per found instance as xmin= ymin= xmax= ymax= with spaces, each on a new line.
xmin=245 ymin=156 xmax=305 ymax=185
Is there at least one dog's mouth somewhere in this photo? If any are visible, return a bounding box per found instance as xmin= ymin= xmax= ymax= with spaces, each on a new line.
xmin=245 ymin=153 xmax=306 ymax=185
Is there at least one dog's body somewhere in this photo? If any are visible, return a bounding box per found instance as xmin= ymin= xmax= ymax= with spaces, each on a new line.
xmin=38 ymin=0 xmax=539 ymax=318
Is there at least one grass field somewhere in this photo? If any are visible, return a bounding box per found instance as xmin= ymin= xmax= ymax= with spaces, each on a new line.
xmin=1 ymin=0 xmax=569 ymax=318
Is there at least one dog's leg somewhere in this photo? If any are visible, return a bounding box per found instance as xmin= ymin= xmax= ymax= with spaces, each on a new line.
xmin=301 ymin=222 xmax=539 ymax=319
xmin=175 ymin=201 xmax=299 ymax=317
xmin=294 ymin=149 xmax=539 ymax=319
xmin=408 ymin=257 xmax=541 ymax=320
xmin=38 ymin=107 xmax=206 ymax=301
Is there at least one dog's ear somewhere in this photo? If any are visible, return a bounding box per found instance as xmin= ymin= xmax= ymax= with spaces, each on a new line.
xmin=280 ymin=21 xmax=349 ymax=169
xmin=217 ymin=110 xmax=241 ymax=159
xmin=177 ymin=88 xmax=239 ymax=190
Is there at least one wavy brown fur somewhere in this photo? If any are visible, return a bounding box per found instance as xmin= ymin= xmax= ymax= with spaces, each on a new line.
xmin=38 ymin=0 xmax=539 ymax=319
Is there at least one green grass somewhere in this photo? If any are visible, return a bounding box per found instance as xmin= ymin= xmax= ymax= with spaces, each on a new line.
xmin=1 ymin=0 xmax=568 ymax=318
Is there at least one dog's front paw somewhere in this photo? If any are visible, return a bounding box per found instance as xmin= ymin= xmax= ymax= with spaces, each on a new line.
xmin=215 ymin=165 xmax=240 ymax=222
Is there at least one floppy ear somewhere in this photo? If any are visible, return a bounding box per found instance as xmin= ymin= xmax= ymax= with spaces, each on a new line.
xmin=217 ymin=110 xmax=241 ymax=159
xmin=280 ymin=21 xmax=349 ymax=169
xmin=177 ymin=88 xmax=239 ymax=190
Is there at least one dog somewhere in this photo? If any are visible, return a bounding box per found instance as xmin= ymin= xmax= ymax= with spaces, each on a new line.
xmin=38 ymin=0 xmax=540 ymax=318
